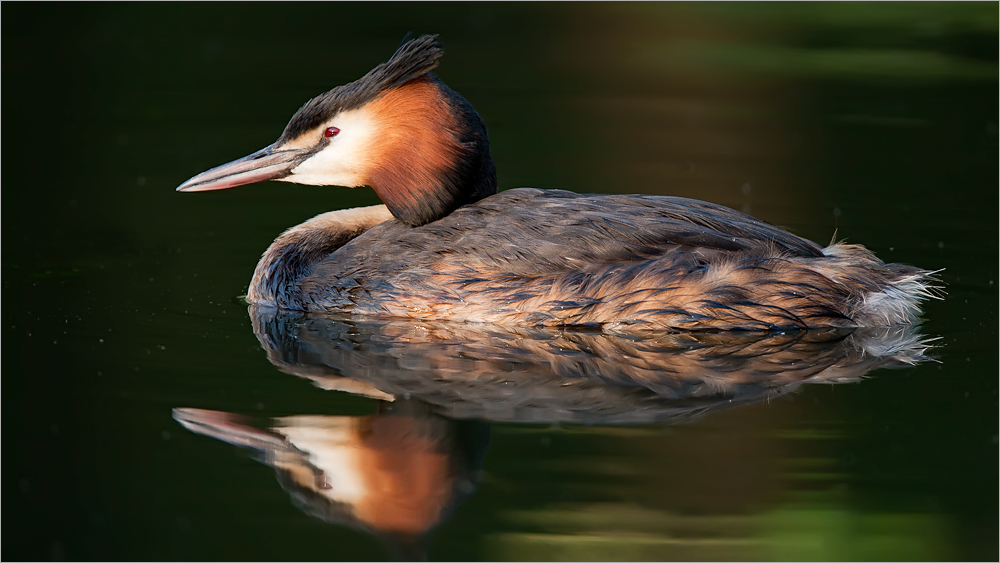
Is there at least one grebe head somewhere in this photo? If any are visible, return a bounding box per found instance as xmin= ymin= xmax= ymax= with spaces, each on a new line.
xmin=177 ymin=35 xmax=497 ymax=226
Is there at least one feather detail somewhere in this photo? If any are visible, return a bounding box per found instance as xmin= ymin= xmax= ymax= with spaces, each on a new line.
xmin=248 ymin=189 xmax=939 ymax=330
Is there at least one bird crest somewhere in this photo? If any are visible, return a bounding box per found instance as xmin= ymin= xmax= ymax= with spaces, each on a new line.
xmin=278 ymin=35 xmax=444 ymax=144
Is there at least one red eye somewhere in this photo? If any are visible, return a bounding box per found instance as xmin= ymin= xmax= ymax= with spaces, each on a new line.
xmin=324 ymin=126 xmax=340 ymax=138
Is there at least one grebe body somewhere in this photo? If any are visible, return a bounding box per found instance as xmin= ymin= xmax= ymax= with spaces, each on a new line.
xmin=178 ymin=36 xmax=938 ymax=331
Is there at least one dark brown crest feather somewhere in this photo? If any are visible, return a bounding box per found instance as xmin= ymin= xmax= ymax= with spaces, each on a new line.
xmin=278 ymin=35 xmax=444 ymax=143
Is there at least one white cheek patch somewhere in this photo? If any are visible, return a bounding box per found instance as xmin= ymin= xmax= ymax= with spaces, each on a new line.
xmin=279 ymin=422 xmax=368 ymax=505
xmin=282 ymin=108 xmax=379 ymax=187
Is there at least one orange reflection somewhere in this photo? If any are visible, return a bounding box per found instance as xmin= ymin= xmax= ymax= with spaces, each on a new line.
xmin=174 ymin=402 xmax=488 ymax=558
xmin=175 ymin=306 xmax=935 ymax=557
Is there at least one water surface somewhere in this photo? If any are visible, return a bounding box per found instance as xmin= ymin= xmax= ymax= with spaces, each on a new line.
xmin=3 ymin=3 xmax=997 ymax=561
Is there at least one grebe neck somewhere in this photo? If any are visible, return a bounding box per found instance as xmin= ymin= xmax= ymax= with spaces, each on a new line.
xmin=363 ymin=76 xmax=497 ymax=227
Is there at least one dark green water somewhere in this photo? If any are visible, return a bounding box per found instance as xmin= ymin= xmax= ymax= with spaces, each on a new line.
xmin=3 ymin=3 xmax=997 ymax=561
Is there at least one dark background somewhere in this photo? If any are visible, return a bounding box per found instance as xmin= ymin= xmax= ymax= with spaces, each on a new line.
xmin=3 ymin=3 xmax=997 ymax=560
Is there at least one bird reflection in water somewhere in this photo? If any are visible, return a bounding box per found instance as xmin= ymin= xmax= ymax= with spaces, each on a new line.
xmin=248 ymin=305 xmax=934 ymax=424
xmin=174 ymin=306 xmax=935 ymax=557
xmin=174 ymin=401 xmax=488 ymax=560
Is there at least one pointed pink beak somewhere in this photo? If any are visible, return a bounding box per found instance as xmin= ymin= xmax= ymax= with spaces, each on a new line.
xmin=176 ymin=144 xmax=313 ymax=192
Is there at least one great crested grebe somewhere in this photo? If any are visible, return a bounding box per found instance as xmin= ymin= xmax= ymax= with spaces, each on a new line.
xmin=178 ymin=35 xmax=938 ymax=331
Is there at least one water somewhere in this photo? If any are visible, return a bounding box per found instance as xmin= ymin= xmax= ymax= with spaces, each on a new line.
xmin=3 ymin=4 xmax=997 ymax=561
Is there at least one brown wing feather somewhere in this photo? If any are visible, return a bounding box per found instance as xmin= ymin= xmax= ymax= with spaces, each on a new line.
xmin=286 ymin=189 xmax=837 ymax=328
xmin=411 ymin=189 xmax=825 ymax=274
xmin=311 ymin=188 xmax=821 ymax=277
xmin=263 ymin=189 xmax=936 ymax=329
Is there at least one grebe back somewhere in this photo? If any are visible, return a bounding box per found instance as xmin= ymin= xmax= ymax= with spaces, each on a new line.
xmin=177 ymin=35 xmax=939 ymax=331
